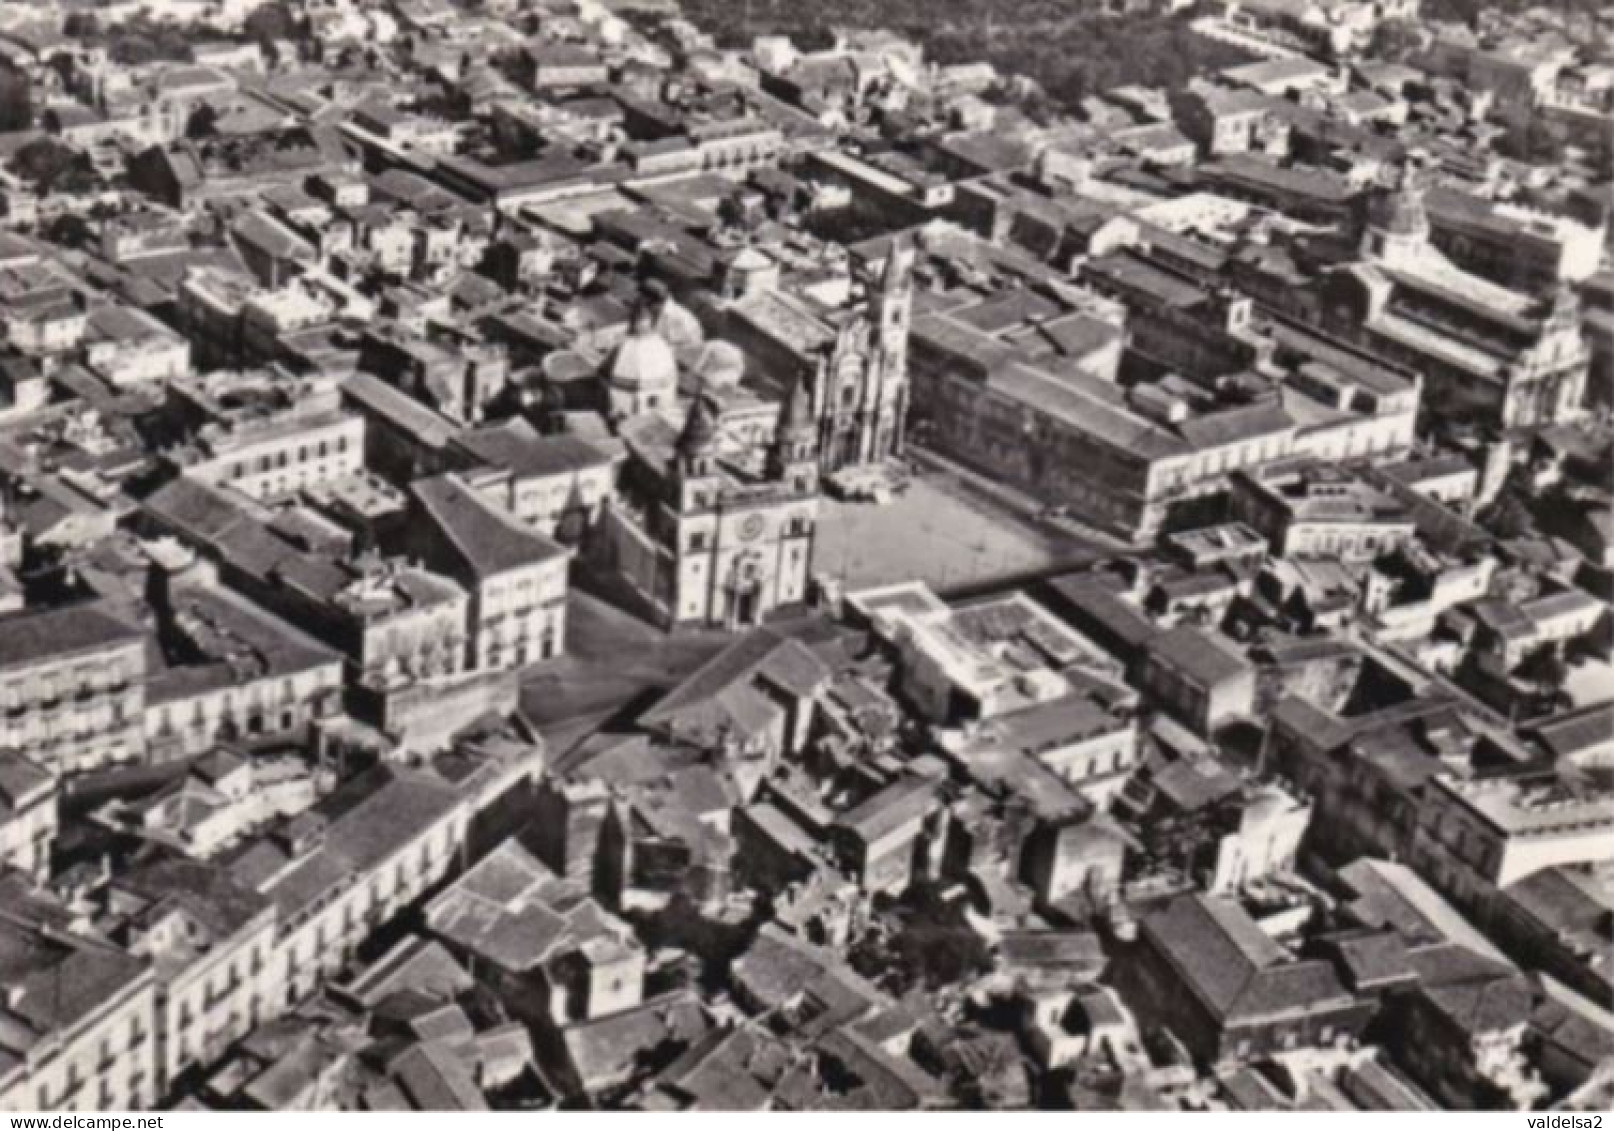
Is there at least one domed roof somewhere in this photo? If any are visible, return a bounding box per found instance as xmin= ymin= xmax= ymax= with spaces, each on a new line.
xmin=1243 ymin=786 xmax=1295 ymax=826
xmin=604 ymin=327 xmax=677 ymax=393
xmin=728 ymin=245 xmax=773 ymax=273
xmin=653 ymin=296 xmax=705 ymax=349
xmin=693 ymin=340 xmax=745 ymax=388
xmin=543 ymin=349 xmax=593 ymax=385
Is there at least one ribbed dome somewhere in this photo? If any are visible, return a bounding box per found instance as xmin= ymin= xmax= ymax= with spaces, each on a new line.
xmin=604 ymin=327 xmax=677 ymax=394
xmin=1243 ymin=786 xmax=1294 ymax=825
xmin=694 ymin=340 xmax=745 ymax=388
xmin=653 ymin=296 xmax=704 ymax=349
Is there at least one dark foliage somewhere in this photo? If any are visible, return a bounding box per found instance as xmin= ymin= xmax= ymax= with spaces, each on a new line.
xmin=0 ymin=66 xmax=30 ymax=131
xmin=676 ymin=0 xmax=1256 ymax=109
xmin=10 ymin=137 xmax=98 ymax=194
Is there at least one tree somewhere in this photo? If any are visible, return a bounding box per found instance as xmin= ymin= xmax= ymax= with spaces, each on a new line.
xmin=185 ymin=104 xmax=220 ymax=139
xmin=105 ymin=18 xmax=196 ymax=66
xmin=1500 ymin=115 xmax=1569 ymax=166
xmin=243 ymin=1 xmax=299 ymax=46
xmin=10 ymin=137 xmax=96 ymax=194
xmin=43 ymin=213 xmax=92 ymax=249
xmin=62 ymin=12 xmax=102 ymax=39
xmin=1517 ymin=645 xmax=1569 ymax=693
xmin=676 ymin=0 xmax=1259 ymax=111
xmin=0 ymin=67 xmax=31 ymax=132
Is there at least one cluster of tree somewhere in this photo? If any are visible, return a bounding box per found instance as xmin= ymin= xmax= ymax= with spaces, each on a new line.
xmin=847 ymin=885 xmax=991 ymax=995
xmin=62 ymin=13 xmax=196 ymax=64
xmin=9 ymin=136 xmax=99 ymax=194
xmin=677 ymin=0 xmax=1255 ymax=111
xmin=242 ymin=1 xmax=302 ymax=46
xmin=1419 ymin=0 xmax=1605 ymax=26
xmin=0 ymin=66 xmax=30 ymax=132
xmin=59 ymin=1 xmax=304 ymax=68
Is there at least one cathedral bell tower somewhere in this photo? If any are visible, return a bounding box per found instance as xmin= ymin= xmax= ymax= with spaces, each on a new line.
xmin=867 ymin=237 xmax=915 ymax=463
xmin=871 ymin=237 xmax=914 ymax=377
xmin=768 ymin=373 xmax=819 ymax=489
xmin=672 ymin=391 xmax=720 ymax=511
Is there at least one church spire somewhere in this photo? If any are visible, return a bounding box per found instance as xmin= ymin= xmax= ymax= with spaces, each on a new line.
xmin=675 ymin=388 xmax=719 ymax=478
xmin=769 ymin=373 xmax=817 ymax=480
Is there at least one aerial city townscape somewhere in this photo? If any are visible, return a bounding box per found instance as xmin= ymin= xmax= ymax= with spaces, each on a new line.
xmin=0 ymin=0 xmax=1608 ymax=1115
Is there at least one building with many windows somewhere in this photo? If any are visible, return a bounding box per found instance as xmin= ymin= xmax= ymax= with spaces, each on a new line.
xmin=164 ymin=370 xmax=365 ymax=502
xmin=0 ymin=750 xmax=56 ymax=880
xmin=0 ymin=603 xmax=147 ymax=774
xmin=406 ymin=474 xmax=571 ymax=670
xmin=0 ymin=878 xmax=161 ymax=1112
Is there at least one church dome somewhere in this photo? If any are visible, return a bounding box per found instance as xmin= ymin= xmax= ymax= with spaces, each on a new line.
xmin=604 ymin=327 xmax=678 ymax=394
xmin=653 ymin=295 xmax=705 ymax=349
xmin=729 ymin=246 xmax=773 ymax=274
xmin=1243 ymin=785 xmax=1295 ymax=826
xmin=693 ymin=340 xmax=745 ymax=388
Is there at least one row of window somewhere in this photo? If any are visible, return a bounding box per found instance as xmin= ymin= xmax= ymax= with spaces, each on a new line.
xmin=220 ymin=432 xmax=356 ymax=481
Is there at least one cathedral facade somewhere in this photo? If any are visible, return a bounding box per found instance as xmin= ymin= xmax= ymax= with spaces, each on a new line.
xmin=722 ymin=239 xmax=915 ymax=477
xmin=1320 ymin=163 xmax=1590 ymax=432
xmin=602 ymin=378 xmax=820 ymax=630
xmin=810 ymin=241 xmax=914 ymax=474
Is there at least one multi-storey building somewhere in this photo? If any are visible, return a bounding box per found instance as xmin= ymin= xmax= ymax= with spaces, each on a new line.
xmin=142 ymin=477 xmax=471 ymax=694
xmin=1320 ymin=166 xmax=1590 ymax=430
xmin=229 ymin=765 xmax=472 ymax=1004
xmin=142 ymin=549 xmax=345 ymax=760
xmin=1215 ymin=0 xmax=1420 ymax=58
xmin=910 ymin=302 xmax=1295 ymax=542
xmin=1230 ymin=458 xmax=1418 ymax=562
xmin=81 ymin=305 xmax=192 ymax=387
xmin=0 ymin=880 xmax=161 ymax=1112
xmin=164 ymin=371 xmax=365 ymax=502
xmin=1414 ymin=775 xmax=1614 ymax=896
xmin=451 ymin=419 xmax=619 ymax=543
xmin=108 ymin=860 xmax=279 ymax=1091
xmin=1426 ymin=186 xmax=1605 ymax=293
xmin=407 ymin=474 xmax=571 ymax=670
xmin=0 ymin=603 xmax=146 ymax=774
xmin=907 ymin=231 xmax=1419 ymax=542
xmin=0 ymin=750 xmax=55 ymax=881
